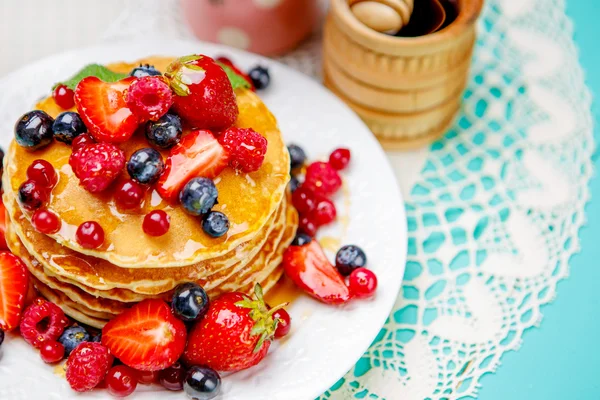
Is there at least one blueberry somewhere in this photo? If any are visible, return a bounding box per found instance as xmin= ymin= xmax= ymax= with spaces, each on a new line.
xmin=171 ymin=283 xmax=210 ymax=322
xmin=287 ymin=144 xmax=306 ymax=169
xmin=145 ymin=113 xmax=182 ymax=149
xmin=291 ymin=233 xmax=312 ymax=246
xmin=127 ymin=148 xmax=164 ymax=184
xmin=52 ymin=112 xmax=87 ymax=144
xmin=184 ymin=366 xmax=221 ymax=400
xmin=129 ymin=64 xmax=162 ymax=78
xmin=248 ymin=66 xmax=270 ymax=90
xmin=59 ymin=326 xmax=90 ymax=356
xmin=335 ymin=245 xmax=367 ymax=276
xmin=289 ymin=176 xmax=300 ymax=192
xmin=14 ymin=110 xmax=54 ymax=151
xmin=179 ymin=178 xmax=218 ymax=216
xmin=0 ymin=329 xmax=4 ymax=347
xmin=91 ymin=333 xmax=102 ymax=343
xmin=202 ymin=211 xmax=230 ymax=238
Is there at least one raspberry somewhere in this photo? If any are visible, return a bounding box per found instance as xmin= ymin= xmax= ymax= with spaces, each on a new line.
xmin=66 ymin=342 xmax=114 ymax=392
xmin=219 ymin=128 xmax=267 ymax=173
xmin=126 ymin=76 xmax=174 ymax=122
xmin=69 ymin=143 xmax=125 ymax=193
xmin=303 ymin=162 xmax=342 ymax=197
xmin=20 ymin=299 xmax=69 ymax=348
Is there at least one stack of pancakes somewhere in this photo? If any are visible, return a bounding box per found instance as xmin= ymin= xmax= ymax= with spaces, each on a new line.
xmin=2 ymin=58 xmax=298 ymax=328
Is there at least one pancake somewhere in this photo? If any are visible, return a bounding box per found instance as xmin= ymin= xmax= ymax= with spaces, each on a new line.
xmin=4 ymin=57 xmax=291 ymax=268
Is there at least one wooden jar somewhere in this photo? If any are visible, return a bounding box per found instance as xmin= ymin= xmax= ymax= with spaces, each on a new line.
xmin=323 ymin=0 xmax=484 ymax=149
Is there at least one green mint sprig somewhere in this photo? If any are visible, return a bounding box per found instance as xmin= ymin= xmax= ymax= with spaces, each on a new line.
xmin=53 ymin=64 xmax=129 ymax=90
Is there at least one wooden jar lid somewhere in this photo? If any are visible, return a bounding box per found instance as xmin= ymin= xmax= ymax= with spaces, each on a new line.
xmin=349 ymin=0 xmax=414 ymax=34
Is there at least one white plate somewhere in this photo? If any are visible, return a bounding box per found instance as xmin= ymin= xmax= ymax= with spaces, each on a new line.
xmin=0 ymin=39 xmax=406 ymax=400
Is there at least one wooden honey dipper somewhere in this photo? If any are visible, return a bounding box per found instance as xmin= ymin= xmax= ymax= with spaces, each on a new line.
xmin=349 ymin=0 xmax=414 ymax=35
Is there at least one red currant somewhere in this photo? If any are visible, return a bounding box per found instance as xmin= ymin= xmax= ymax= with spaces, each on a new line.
xmin=76 ymin=221 xmax=105 ymax=249
xmin=40 ymin=340 xmax=65 ymax=364
xmin=71 ymin=133 xmax=94 ymax=151
xmin=135 ymin=369 xmax=159 ymax=385
xmin=348 ymin=268 xmax=378 ymax=298
xmin=53 ymin=84 xmax=75 ymax=109
xmin=292 ymin=187 xmax=318 ymax=214
xmin=143 ymin=210 xmax=170 ymax=236
xmin=329 ymin=148 xmax=351 ymax=170
xmin=106 ymin=365 xmax=138 ymax=398
xmin=311 ymin=197 xmax=337 ymax=226
xmin=158 ymin=362 xmax=186 ymax=391
xmin=298 ymin=215 xmax=318 ymax=237
xmin=272 ymin=308 xmax=292 ymax=338
xmin=27 ymin=160 xmax=58 ymax=188
xmin=32 ymin=209 xmax=61 ymax=234
xmin=18 ymin=179 xmax=49 ymax=211
xmin=115 ymin=180 xmax=144 ymax=209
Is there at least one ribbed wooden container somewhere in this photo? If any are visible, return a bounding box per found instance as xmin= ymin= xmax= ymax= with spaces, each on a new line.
xmin=323 ymin=0 xmax=483 ymax=149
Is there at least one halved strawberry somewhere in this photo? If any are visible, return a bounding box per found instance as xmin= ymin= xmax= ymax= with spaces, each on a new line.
xmin=0 ymin=198 xmax=8 ymax=250
xmin=74 ymin=76 xmax=139 ymax=143
xmin=157 ymin=129 xmax=229 ymax=202
xmin=0 ymin=252 xmax=30 ymax=331
xmin=102 ymin=299 xmax=187 ymax=371
xmin=283 ymin=239 xmax=351 ymax=305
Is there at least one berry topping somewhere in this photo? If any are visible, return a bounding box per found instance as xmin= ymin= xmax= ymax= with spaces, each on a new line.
xmin=329 ymin=148 xmax=351 ymax=170
xmin=291 ymin=233 xmax=312 ymax=247
xmin=32 ymin=209 xmax=61 ymax=234
xmin=303 ymin=161 xmax=342 ymax=197
xmin=292 ymin=187 xmax=317 ymax=214
xmin=145 ymin=113 xmax=183 ymax=149
xmin=74 ymin=76 xmax=139 ymax=143
xmin=102 ymin=299 xmax=187 ymax=371
xmin=129 ymin=64 xmax=162 ymax=78
xmin=106 ymin=365 xmax=138 ymax=398
xmin=183 ymin=285 xmax=283 ymax=372
xmin=202 ymin=211 xmax=230 ymax=238
xmin=143 ymin=210 xmax=170 ymax=237
xmin=52 ymin=112 xmax=87 ymax=144
xmin=71 ymin=133 xmax=94 ymax=151
xmin=66 ymin=342 xmax=113 ymax=392
xmin=115 ymin=180 xmax=144 ymax=210
xmin=171 ymin=283 xmax=209 ymax=322
xmin=18 ymin=180 xmax=49 ymax=211
xmin=166 ymin=55 xmax=238 ymax=130
xmin=298 ymin=215 xmax=318 ymax=237
xmin=76 ymin=221 xmax=105 ymax=249
xmin=20 ymin=299 xmax=69 ymax=347
xmin=272 ymin=308 xmax=291 ymax=338
xmin=127 ymin=148 xmax=164 ymax=185
xmin=158 ymin=362 xmax=187 ymax=391
xmin=14 ymin=110 xmax=54 ymax=151
xmin=348 ymin=268 xmax=378 ymax=298
xmin=248 ymin=66 xmax=271 ymax=90
xmin=126 ymin=76 xmax=174 ymax=122
xmin=180 ymin=177 xmax=218 ymax=216
xmin=0 ymin=329 xmax=3 ymax=347
xmin=27 ymin=159 xmax=57 ymax=188
xmin=53 ymin=84 xmax=75 ymax=109
xmin=283 ymin=240 xmax=351 ymax=304
xmin=40 ymin=341 xmax=65 ymax=364
xmin=219 ymin=127 xmax=268 ymax=173
xmin=289 ymin=176 xmax=300 ymax=192
xmin=288 ymin=144 xmax=307 ymax=170
xmin=69 ymin=142 xmax=125 ymax=192
xmin=59 ymin=325 xmax=91 ymax=356
xmin=184 ymin=366 xmax=222 ymax=400
xmin=0 ymin=200 xmax=7 ymax=251
xmin=310 ymin=197 xmax=337 ymax=226
xmin=216 ymin=56 xmax=255 ymax=90
xmin=335 ymin=245 xmax=368 ymax=276
xmin=136 ymin=370 xmax=159 ymax=385
xmin=0 ymin=252 xmax=29 ymax=331
xmin=157 ymin=129 xmax=229 ymax=202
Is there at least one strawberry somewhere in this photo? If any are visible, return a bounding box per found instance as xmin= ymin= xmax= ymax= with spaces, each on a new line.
xmin=165 ymin=55 xmax=238 ymax=130
xmin=0 ymin=252 xmax=30 ymax=331
xmin=157 ymin=129 xmax=229 ymax=202
xmin=74 ymin=76 xmax=139 ymax=143
xmin=283 ymin=239 xmax=351 ymax=304
xmin=102 ymin=299 xmax=187 ymax=371
xmin=0 ymin=199 xmax=8 ymax=250
xmin=183 ymin=285 xmax=285 ymax=372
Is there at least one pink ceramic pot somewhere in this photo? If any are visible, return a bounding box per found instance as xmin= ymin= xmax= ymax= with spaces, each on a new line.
xmin=180 ymin=0 xmax=320 ymax=56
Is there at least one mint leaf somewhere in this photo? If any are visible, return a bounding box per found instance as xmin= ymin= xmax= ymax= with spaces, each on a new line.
xmin=217 ymin=62 xmax=251 ymax=90
xmin=53 ymin=64 xmax=129 ymax=90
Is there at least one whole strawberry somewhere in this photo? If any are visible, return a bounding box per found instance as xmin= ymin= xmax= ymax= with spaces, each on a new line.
xmin=69 ymin=142 xmax=125 ymax=193
xmin=183 ymin=285 xmax=285 ymax=372
xmin=165 ymin=55 xmax=238 ymax=130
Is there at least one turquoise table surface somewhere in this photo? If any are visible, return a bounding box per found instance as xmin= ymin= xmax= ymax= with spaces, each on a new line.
xmin=476 ymin=2 xmax=600 ymax=399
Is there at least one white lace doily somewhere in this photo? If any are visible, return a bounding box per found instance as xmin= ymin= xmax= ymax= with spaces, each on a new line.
xmin=103 ymin=0 xmax=593 ymax=398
